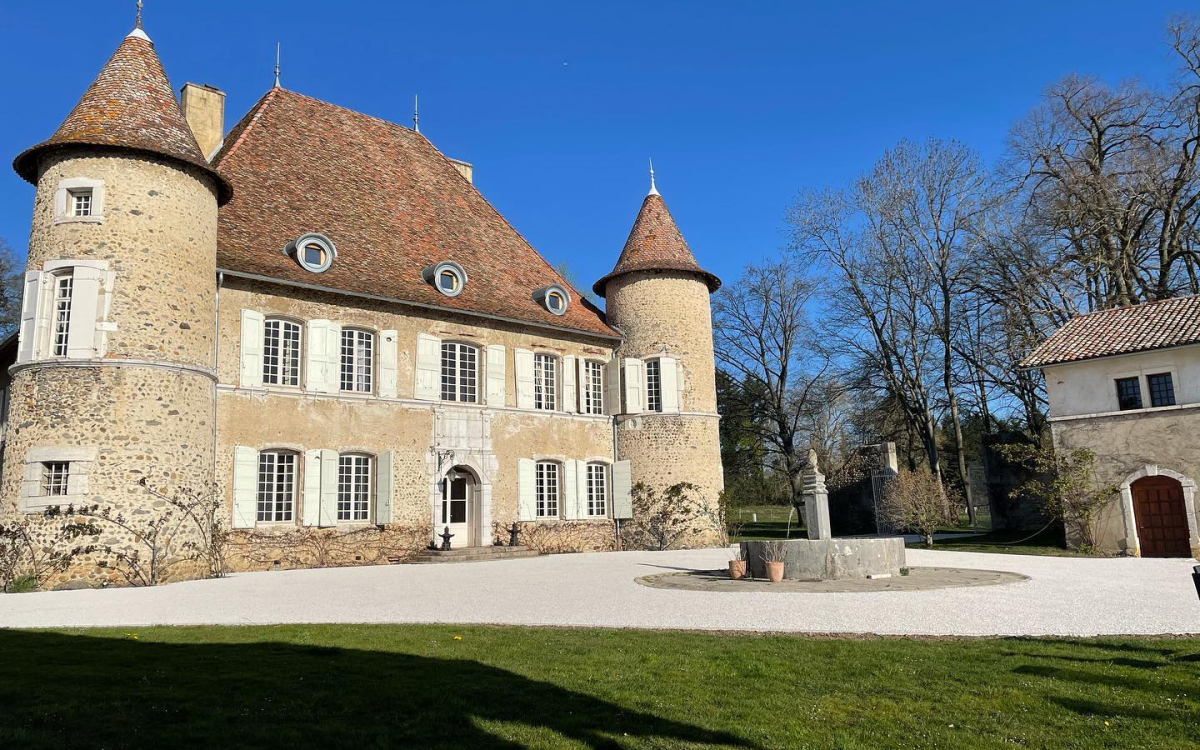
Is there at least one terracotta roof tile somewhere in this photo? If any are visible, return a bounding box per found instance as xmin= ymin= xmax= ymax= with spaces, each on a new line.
xmin=594 ymin=193 xmax=720 ymax=297
xmin=13 ymin=31 xmax=231 ymax=203
xmin=1021 ymin=295 xmax=1200 ymax=368
xmin=213 ymin=88 xmax=616 ymax=339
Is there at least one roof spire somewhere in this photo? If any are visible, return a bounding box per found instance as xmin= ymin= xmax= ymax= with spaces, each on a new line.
xmin=136 ymin=0 xmax=143 ymax=28
xmin=127 ymin=0 xmax=150 ymax=40
xmin=648 ymin=157 xmax=659 ymax=196
xmin=274 ymin=42 xmax=281 ymax=88
xmin=414 ymin=94 xmax=420 ymax=133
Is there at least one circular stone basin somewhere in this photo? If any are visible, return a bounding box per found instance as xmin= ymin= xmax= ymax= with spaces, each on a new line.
xmin=636 ymin=566 xmax=1029 ymax=593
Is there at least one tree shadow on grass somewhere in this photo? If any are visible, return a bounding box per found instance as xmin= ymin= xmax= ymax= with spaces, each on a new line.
xmin=0 ymin=630 xmax=757 ymax=750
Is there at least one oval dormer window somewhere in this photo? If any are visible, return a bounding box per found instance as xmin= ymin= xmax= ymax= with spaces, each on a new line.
xmin=424 ymin=261 xmax=467 ymax=298
xmin=535 ymin=285 xmax=570 ymax=316
xmin=290 ymin=233 xmax=337 ymax=273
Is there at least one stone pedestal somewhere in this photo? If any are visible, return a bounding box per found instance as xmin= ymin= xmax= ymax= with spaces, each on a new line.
xmin=802 ymin=469 xmax=832 ymax=540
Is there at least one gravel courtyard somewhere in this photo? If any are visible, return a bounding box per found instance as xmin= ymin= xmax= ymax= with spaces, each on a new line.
xmin=2 ymin=547 xmax=1197 ymax=636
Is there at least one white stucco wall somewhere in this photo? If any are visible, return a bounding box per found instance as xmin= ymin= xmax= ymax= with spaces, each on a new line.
xmin=1044 ymin=344 xmax=1200 ymax=418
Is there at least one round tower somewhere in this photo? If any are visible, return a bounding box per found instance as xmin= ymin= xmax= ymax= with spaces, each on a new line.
xmin=595 ymin=172 xmax=724 ymax=538
xmin=3 ymin=24 xmax=231 ymax=585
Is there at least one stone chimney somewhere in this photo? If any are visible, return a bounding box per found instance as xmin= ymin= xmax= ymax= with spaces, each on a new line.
xmin=180 ymin=83 xmax=225 ymax=161
xmin=448 ymin=158 xmax=473 ymax=184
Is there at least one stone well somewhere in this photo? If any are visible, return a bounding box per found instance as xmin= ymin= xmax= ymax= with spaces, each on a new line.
xmin=742 ymin=537 xmax=906 ymax=581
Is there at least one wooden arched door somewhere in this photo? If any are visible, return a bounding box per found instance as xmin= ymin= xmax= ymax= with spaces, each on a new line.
xmin=1130 ymin=476 xmax=1191 ymax=557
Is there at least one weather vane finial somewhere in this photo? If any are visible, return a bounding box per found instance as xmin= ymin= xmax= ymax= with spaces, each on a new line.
xmin=648 ymin=157 xmax=660 ymax=196
xmin=414 ymin=94 xmax=420 ymax=133
xmin=274 ymin=43 xmax=281 ymax=88
xmin=136 ymin=0 xmax=144 ymax=29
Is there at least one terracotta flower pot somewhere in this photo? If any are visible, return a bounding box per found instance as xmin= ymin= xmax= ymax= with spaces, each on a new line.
xmin=765 ymin=561 xmax=785 ymax=583
xmin=728 ymin=560 xmax=747 ymax=580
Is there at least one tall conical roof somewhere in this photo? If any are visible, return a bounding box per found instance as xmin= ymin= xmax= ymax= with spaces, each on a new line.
xmin=593 ymin=190 xmax=720 ymax=297
xmin=13 ymin=29 xmax=231 ymax=204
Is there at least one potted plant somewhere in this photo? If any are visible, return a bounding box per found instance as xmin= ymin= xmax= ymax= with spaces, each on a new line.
xmin=728 ymin=544 xmax=747 ymax=580
xmin=762 ymin=541 xmax=787 ymax=583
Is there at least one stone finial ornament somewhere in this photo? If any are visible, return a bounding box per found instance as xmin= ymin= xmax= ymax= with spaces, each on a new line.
xmin=807 ymin=448 xmax=820 ymax=475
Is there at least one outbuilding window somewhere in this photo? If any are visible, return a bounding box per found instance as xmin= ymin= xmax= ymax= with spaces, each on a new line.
xmin=1115 ymin=377 xmax=1143 ymax=411
xmin=1148 ymin=373 xmax=1176 ymax=408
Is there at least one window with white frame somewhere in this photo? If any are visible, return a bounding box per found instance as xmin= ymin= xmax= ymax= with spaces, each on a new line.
xmin=41 ymin=461 xmax=70 ymax=497
xmin=70 ymin=189 xmax=93 ymax=217
xmin=535 ymin=460 xmax=559 ymax=518
xmin=256 ymin=450 xmax=296 ymax=522
xmin=263 ymin=318 xmax=302 ymax=387
xmin=53 ymin=178 xmax=104 ymax=222
xmin=534 ymin=354 xmax=557 ymax=410
xmin=645 ymin=358 xmax=662 ymax=412
xmin=583 ymin=360 xmax=604 ymax=415
xmin=586 ymin=462 xmax=608 ymax=517
xmin=50 ymin=272 xmax=74 ymax=357
xmin=337 ymin=453 xmax=372 ymax=522
xmin=340 ymin=328 xmax=374 ymax=393
xmin=441 ymin=342 xmax=479 ymax=402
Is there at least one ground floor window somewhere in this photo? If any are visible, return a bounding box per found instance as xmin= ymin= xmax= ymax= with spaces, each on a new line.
xmin=337 ymin=453 xmax=372 ymax=522
xmin=257 ymin=450 xmax=296 ymax=522
xmin=536 ymin=461 xmax=560 ymax=518
xmin=586 ymin=462 xmax=608 ymax=516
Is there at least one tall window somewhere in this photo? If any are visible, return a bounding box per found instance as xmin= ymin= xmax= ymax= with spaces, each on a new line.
xmin=256 ymin=450 xmax=296 ymax=522
xmin=586 ymin=463 xmax=608 ymax=517
xmin=263 ymin=318 xmax=302 ymax=386
xmin=70 ymin=189 xmax=93 ymax=217
xmin=1147 ymin=373 xmax=1175 ymax=408
xmin=441 ymin=342 xmax=478 ymax=402
xmin=1115 ymin=377 xmax=1143 ymax=411
xmin=51 ymin=272 xmax=74 ymax=357
xmin=645 ymin=359 xmax=662 ymax=412
xmin=337 ymin=454 xmax=372 ymax=522
xmin=535 ymin=461 xmax=559 ymax=518
xmin=582 ymin=360 xmax=604 ymax=415
xmin=41 ymin=461 xmax=70 ymax=497
xmin=340 ymin=328 xmax=374 ymax=393
xmin=534 ymin=354 xmax=557 ymax=410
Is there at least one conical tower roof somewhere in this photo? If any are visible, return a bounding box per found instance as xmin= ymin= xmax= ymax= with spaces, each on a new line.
xmin=593 ymin=190 xmax=720 ymax=297
xmin=13 ymin=29 xmax=231 ymax=204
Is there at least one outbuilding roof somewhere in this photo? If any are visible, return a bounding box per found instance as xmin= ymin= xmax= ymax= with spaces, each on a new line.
xmin=1020 ymin=294 xmax=1200 ymax=368
xmin=213 ymin=87 xmax=616 ymax=339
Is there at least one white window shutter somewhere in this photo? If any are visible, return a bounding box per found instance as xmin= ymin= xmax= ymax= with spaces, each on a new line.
xmin=486 ymin=345 xmax=506 ymax=407
xmin=623 ymin=358 xmax=644 ymax=414
xmin=232 ymin=446 xmax=259 ymax=529
xmin=575 ymin=460 xmax=589 ymax=517
xmin=305 ymin=320 xmax=340 ymax=394
xmin=659 ymin=356 xmax=680 ymax=414
xmin=319 ymin=449 xmax=338 ymax=527
xmin=375 ymin=452 xmax=393 ymax=524
xmin=517 ymin=458 xmax=536 ymax=521
xmin=563 ymin=459 xmax=579 ymax=519
xmin=613 ymin=459 xmax=633 ymax=519
xmin=302 ymin=449 xmax=322 ymax=527
xmin=379 ymin=330 xmax=399 ymax=398
xmin=414 ymin=333 xmax=442 ymax=401
xmin=17 ymin=271 xmax=42 ymax=364
xmin=240 ymin=310 xmax=265 ymax=388
xmin=605 ymin=357 xmax=622 ymax=415
xmin=514 ymin=349 xmax=535 ymax=410
xmin=576 ymin=358 xmax=588 ymax=412
xmin=562 ymin=355 xmax=577 ymax=413
xmin=65 ymin=266 xmax=104 ymax=359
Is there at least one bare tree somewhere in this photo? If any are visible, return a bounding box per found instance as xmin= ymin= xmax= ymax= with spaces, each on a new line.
xmin=0 ymin=238 xmax=23 ymax=337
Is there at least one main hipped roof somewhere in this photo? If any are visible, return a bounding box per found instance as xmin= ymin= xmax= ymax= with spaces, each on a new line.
xmin=214 ymin=87 xmax=616 ymax=338
xmin=1021 ymin=294 xmax=1200 ymax=368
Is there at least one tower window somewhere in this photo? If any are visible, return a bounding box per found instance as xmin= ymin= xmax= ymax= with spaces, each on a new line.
xmin=70 ymin=189 xmax=93 ymax=217
xmin=263 ymin=318 xmax=302 ymax=387
xmin=645 ymin=358 xmax=663 ymax=412
xmin=41 ymin=461 xmax=70 ymax=497
xmin=51 ymin=272 xmax=74 ymax=357
xmin=533 ymin=354 xmax=557 ymax=410
xmin=53 ymin=178 xmax=104 ymax=222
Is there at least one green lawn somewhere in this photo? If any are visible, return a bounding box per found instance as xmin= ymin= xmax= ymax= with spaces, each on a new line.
xmin=1 ymin=625 xmax=1197 ymax=749
xmin=907 ymin=527 xmax=1094 ymax=557
xmin=729 ymin=504 xmax=803 ymax=541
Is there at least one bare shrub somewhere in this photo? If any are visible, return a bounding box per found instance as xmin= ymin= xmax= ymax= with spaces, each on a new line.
xmin=881 ymin=471 xmax=961 ymax=548
xmin=621 ymin=482 xmax=725 ymax=551
xmin=234 ymin=525 xmax=427 ymax=570
xmin=0 ymin=514 xmax=100 ymax=592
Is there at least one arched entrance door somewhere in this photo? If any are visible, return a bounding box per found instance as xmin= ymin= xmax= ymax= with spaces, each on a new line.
xmin=439 ymin=468 xmax=478 ymax=548
xmin=1131 ymin=476 xmax=1191 ymax=557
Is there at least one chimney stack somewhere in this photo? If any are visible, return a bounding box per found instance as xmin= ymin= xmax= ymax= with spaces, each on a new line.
xmin=180 ymin=83 xmax=225 ymax=161
xmin=448 ymin=158 xmax=474 ymax=184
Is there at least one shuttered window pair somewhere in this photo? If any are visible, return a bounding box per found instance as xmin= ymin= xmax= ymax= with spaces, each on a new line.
xmin=517 ymin=458 xmax=632 ymax=521
xmin=614 ymin=356 xmax=681 ymax=414
xmin=232 ymin=447 xmax=393 ymax=529
xmin=417 ymin=334 xmax=504 ymax=405
xmin=240 ymin=312 xmax=398 ymax=397
xmin=17 ymin=261 xmax=114 ymax=364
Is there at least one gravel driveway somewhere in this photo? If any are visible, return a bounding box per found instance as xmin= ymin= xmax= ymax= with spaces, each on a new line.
xmin=2 ymin=547 xmax=1197 ymax=636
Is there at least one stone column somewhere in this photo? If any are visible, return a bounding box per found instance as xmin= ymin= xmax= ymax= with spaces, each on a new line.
xmin=802 ymin=469 xmax=832 ymax=540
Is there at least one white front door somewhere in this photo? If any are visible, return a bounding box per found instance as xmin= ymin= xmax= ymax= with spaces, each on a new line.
xmin=438 ymin=470 xmax=475 ymax=548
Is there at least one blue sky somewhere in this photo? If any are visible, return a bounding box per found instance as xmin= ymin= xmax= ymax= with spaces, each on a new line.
xmin=0 ymin=1 xmax=1190 ymax=295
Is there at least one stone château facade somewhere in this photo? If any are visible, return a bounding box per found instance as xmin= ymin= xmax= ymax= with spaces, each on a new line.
xmin=0 ymin=20 xmax=724 ymax=585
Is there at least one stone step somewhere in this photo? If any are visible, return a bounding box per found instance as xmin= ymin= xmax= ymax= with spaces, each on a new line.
xmin=408 ymin=546 xmax=540 ymax=564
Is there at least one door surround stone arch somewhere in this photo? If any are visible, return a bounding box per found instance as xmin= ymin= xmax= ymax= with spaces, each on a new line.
xmin=427 ymin=454 xmax=494 ymax=548
xmin=1118 ymin=465 xmax=1199 ymax=557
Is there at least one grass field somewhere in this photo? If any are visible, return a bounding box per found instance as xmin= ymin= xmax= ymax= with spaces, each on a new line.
xmin=907 ymin=527 xmax=1092 ymax=557
xmin=729 ymin=504 xmax=802 ymax=540
xmin=1 ymin=625 xmax=1196 ymax=749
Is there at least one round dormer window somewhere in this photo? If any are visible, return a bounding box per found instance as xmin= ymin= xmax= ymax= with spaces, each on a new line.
xmin=535 ymin=284 xmax=570 ymax=316
xmin=290 ymin=233 xmax=336 ymax=273
xmin=424 ymin=261 xmax=468 ymax=298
